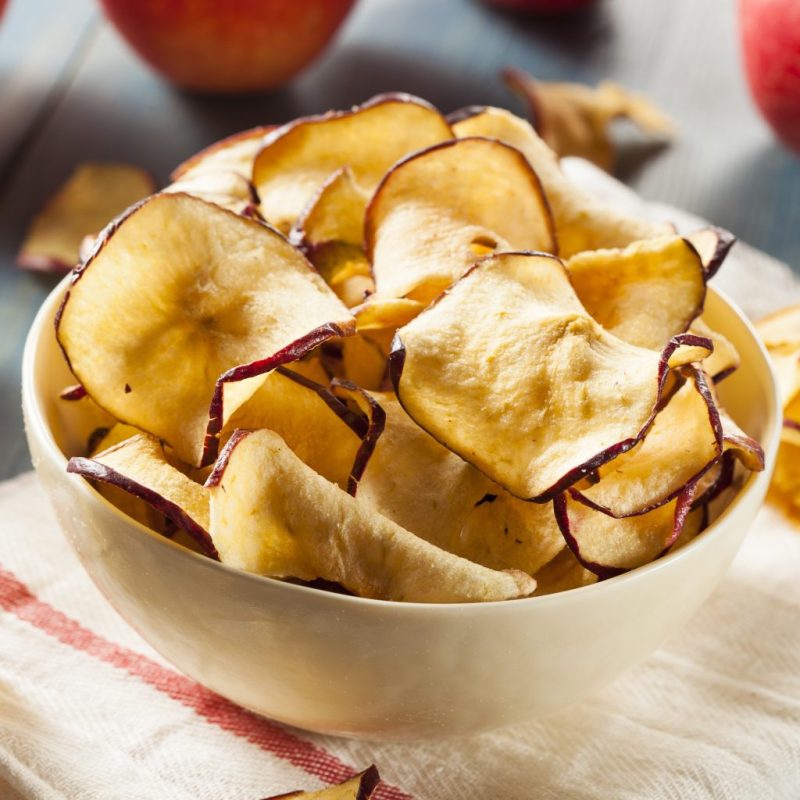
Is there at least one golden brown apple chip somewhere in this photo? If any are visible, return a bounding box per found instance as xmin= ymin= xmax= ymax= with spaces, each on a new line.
xmin=503 ymin=68 xmax=675 ymax=172
xmin=391 ymin=251 xmax=706 ymax=501
xmin=170 ymin=126 xmax=274 ymax=181
xmin=566 ymin=236 xmax=706 ymax=350
xmin=253 ymin=94 xmax=453 ymax=232
xmin=449 ymin=106 xmax=672 ymax=257
xmin=352 ymin=296 xmax=426 ymax=332
xmin=56 ymin=193 xmax=354 ymax=467
xmin=341 ymin=332 xmax=391 ymax=390
xmin=684 ymin=227 xmax=736 ymax=280
xmin=206 ymin=429 xmax=535 ymax=602
xmin=17 ymin=162 xmax=155 ymax=273
xmin=68 ymin=433 xmax=216 ymax=557
xmin=164 ymin=169 xmax=258 ymax=216
xmin=532 ymin=548 xmax=597 ymax=595
xmin=690 ymin=317 xmax=740 ymax=382
xmin=264 ymin=766 xmax=380 ymax=800
xmin=367 ymin=137 xmax=555 ymax=303
xmin=305 ymin=242 xmax=374 ymax=308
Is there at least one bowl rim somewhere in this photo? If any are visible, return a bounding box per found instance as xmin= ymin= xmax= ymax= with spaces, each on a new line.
xmin=22 ymin=274 xmax=782 ymax=615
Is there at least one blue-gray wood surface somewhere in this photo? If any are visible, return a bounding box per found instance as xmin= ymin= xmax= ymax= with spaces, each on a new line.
xmin=1 ymin=0 xmax=798 ymax=479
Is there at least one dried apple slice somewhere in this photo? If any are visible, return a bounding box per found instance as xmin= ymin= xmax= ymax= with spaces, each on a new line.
xmin=554 ymin=482 xmax=701 ymax=579
xmin=571 ymin=368 xmax=722 ymax=517
xmin=532 ymin=547 xmax=597 ymax=595
xmin=691 ymin=317 xmax=740 ymax=383
xmin=757 ymin=303 xmax=800 ymax=351
xmin=341 ymin=331 xmax=391 ymax=390
xmin=265 ymin=766 xmax=380 ymax=800
xmin=67 ymin=433 xmax=216 ymax=557
xmin=352 ymin=296 xmax=426 ymax=332
xmin=56 ymin=193 xmax=355 ymax=467
xmin=170 ymin=126 xmax=274 ymax=180
xmin=449 ymin=106 xmax=672 ymax=258
xmin=220 ymin=367 xmax=364 ymax=490
xmin=253 ymin=94 xmax=453 ymax=232
xmin=164 ymin=169 xmax=258 ymax=216
xmin=350 ymin=391 xmax=490 ymax=547
xmin=367 ymin=137 xmax=556 ymax=303
xmin=17 ymin=162 xmax=155 ymax=273
xmin=391 ymin=251 xmax=708 ymax=501
xmin=305 ymin=242 xmax=374 ymax=308
xmin=684 ymin=226 xmax=736 ymax=279
xmin=206 ymin=429 xmax=535 ymax=602
xmin=566 ymin=236 xmax=706 ymax=350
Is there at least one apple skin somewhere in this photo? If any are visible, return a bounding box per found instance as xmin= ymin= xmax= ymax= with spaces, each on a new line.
xmin=481 ymin=0 xmax=597 ymax=13
xmin=740 ymin=0 xmax=800 ymax=153
xmin=98 ymin=0 xmax=357 ymax=93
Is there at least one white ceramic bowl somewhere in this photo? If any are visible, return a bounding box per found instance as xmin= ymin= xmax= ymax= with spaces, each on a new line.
xmin=23 ymin=279 xmax=780 ymax=741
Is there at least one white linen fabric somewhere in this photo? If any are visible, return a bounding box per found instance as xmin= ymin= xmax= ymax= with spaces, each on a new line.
xmin=1 ymin=160 xmax=798 ymax=800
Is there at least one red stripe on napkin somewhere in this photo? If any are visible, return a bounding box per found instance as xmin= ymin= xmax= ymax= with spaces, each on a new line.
xmin=0 ymin=564 xmax=412 ymax=800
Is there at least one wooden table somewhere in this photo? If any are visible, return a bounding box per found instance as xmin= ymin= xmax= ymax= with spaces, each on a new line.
xmin=1 ymin=0 xmax=798 ymax=480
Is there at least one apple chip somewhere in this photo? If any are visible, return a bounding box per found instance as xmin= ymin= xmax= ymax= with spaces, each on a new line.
xmin=532 ymin=547 xmax=597 ymax=595
xmin=684 ymin=226 xmax=736 ymax=280
xmin=305 ymin=242 xmax=374 ymax=308
xmin=206 ymin=429 xmax=536 ymax=602
xmin=503 ymin=68 xmax=675 ymax=172
xmin=352 ymin=296 xmax=425 ymax=332
xmin=449 ymin=106 xmax=672 ymax=258
xmin=170 ymin=126 xmax=273 ymax=180
xmin=164 ymin=169 xmax=258 ymax=216
xmin=56 ymin=193 xmax=355 ymax=467
xmin=253 ymin=94 xmax=453 ymax=232
xmin=350 ymin=392 xmax=490 ymax=547
xmin=265 ymin=766 xmax=380 ymax=800
xmin=17 ymin=162 xmax=155 ymax=273
xmin=341 ymin=331 xmax=391 ymax=390
xmin=391 ymin=251 xmax=706 ymax=501
xmin=67 ymin=433 xmax=216 ymax=557
xmin=571 ymin=368 xmax=722 ymax=517
xmin=566 ymin=236 xmax=706 ymax=350
xmin=554 ymin=482 xmax=701 ymax=578
xmin=691 ymin=317 xmax=740 ymax=382
xmin=221 ymin=367 xmax=364 ymax=490
xmin=367 ymin=137 xmax=556 ymax=303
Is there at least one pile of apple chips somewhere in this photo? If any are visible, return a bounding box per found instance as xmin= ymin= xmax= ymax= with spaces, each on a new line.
xmin=59 ymin=94 xmax=764 ymax=603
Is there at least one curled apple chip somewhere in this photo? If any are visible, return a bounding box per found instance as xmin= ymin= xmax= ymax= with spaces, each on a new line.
xmin=367 ymin=138 xmax=556 ymax=303
xmin=305 ymin=242 xmax=374 ymax=308
xmin=56 ymin=193 xmax=355 ymax=467
xmin=691 ymin=317 xmax=740 ymax=383
xmin=206 ymin=429 xmax=536 ymax=602
xmin=503 ymin=67 xmax=675 ymax=172
xmin=253 ymin=94 xmax=453 ymax=232
xmin=566 ymin=236 xmax=706 ymax=350
xmin=449 ymin=106 xmax=672 ymax=258
xmin=391 ymin=251 xmax=704 ymax=501
xmin=17 ymin=162 xmax=155 ymax=273
xmin=554 ymin=483 xmax=702 ymax=578
xmin=170 ymin=126 xmax=274 ymax=181
xmin=164 ymin=169 xmax=258 ymax=216
xmin=265 ymin=766 xmax=380 ymax=800
xmin=571 ymin=368 xmax=722 ymax=518
xmin=352 ymin=296 xmax=426 ymax=332
xmin=684 ymin=226 xmax=736 ymax=280
xmin=67 ymin=433 xmax=216 ymax=557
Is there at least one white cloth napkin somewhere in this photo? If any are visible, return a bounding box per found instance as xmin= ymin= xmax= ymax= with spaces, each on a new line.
xmin=2 ymin=161 xmax=799 ymax=800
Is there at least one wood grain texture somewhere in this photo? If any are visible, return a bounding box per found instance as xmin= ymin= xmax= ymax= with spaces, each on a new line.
xmin=1 ymin=0 xmax=799 ymax=478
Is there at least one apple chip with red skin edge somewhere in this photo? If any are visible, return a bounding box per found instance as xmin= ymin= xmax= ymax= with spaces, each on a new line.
xmin=17 ymin=162 xmax=155 ymax=273
xmin=684 ymin=226 xmax=736 ymax=280
xmin=390 ymin=251 xmax=710 ymax=502
xmin=690 ymin=317 xmax=740 ymax=383
xmin=164 ymin=169 xmax=259 ymax=216
xmin=571 ymin=368 xmax=723 ymax=518
xmin=366 ymin=137 xmax=556 ymax=303
xmin=56 ymin=192 xmax=355 ymax=468
xmin=206 ymin=429 xmax=535 ymax=602
xmin=67 ymin=433 xmax=217 ymax=558
xmin=253 ymin=94 xmax=453 ymax=233
xmin=449 ymin=106 xmax=672 ymax=258
xmin=554 ymin=482 xmax=704 ymax=579
xmin=170 ymin=125 xmax=274 ymax=181
xmin=718 ymin=407 xmax=766 ymax=472
xmin=220 ymin=367 xmax=365 ymax=492
xmin=344 ymin=391 xmax=491 ymax=548
xmin=263 ymin=766 xmax=380 ymax=800
xmin=566 ymin=236 xmax=706 ymax=351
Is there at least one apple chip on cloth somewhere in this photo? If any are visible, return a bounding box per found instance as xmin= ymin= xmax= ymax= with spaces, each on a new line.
xmin=56 ymin=192 xmax=355 ymax=468
xmin=253 ymin=94 xmax=453 ymax=232
xmin=264 ymin=766 xmax=380 ymax=799
xmin=367 ymin=137 xmax=555 ymax=303
xmin=391 ymin=251 xmax=706 ymax=501
xmin=206 ymin=429 xmax=535 ymax=602
xmin=17 ymin=162 xmax=155 ymax=273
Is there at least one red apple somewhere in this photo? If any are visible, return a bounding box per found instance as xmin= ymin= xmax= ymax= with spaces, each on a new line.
xmin=481 ymin=0 xmax=597 ymax=13
xmin=740 ymin=0 xmax=800 ymax=153
xmin=99 ymin=0 xmax=357 ymax=94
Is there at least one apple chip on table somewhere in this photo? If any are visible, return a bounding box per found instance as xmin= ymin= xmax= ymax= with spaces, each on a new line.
xmin=56 ymin=94 xmax=764 ymax=602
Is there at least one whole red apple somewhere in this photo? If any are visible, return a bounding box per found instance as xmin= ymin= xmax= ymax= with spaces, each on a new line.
xmin=482 ymin=0 xmax=597 ymax=13
xmin=99 ymin=0 xmax=357 ymax=94
xmin=740 ymin=0 xmax=800 ymax=153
